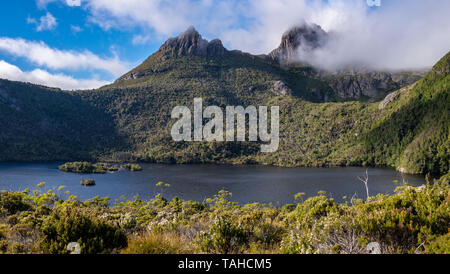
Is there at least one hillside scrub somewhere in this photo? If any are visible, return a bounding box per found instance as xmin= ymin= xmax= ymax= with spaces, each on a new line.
xmin=0 ymin=174 xmax=448 ymax=254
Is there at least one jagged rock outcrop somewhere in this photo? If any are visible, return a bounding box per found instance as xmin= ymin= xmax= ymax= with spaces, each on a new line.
xmin=269 ymin=23 xmax=328 ymax=64
xmin=159 ymin=26 xmax=227 ymax=58
xmin=119 ymin=27 xmax=228 ymax=81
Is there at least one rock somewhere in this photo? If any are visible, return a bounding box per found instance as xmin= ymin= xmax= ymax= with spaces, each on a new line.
xmin=271 ymin=80 xmax=292 ymax=96
xmin=378 ymin=90 xmax=401 ymax=110
xmin=269 ymin=23 xmax=328 ymax=64
xmin=207 ymin=39 xmax=226 ymax=56
xmin=366 ymin=242 xmax=382 ymax=254
xmin=67 ymin=242 xmax=81 ymax=254
xmin=328 ymin=71 xmax=397 ymax=99
xmin=378 ymin=82 xmax=416 ymax=110
xmin=159 ymin=26 xmax=227 ymax=58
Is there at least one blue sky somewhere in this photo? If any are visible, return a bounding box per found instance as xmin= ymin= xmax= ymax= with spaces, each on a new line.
xmin=0 ymin=0 xmax=449 ymax=90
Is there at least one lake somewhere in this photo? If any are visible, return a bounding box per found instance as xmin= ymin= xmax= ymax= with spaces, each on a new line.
xmin=0 ymin=163 xmax=426 ymax=204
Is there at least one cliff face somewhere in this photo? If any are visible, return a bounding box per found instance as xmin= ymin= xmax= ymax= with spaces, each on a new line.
xmin=269 ymin=23 xmax=328 ymax=64
xmin=325 ymin=70 xmax=425 ymax=100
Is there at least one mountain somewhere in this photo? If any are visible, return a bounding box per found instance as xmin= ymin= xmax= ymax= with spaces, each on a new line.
xmin=267 ymin=23 xmax=426 ymax=100
xmin=0 ymin=27 xmax=448 ymax=174
xmin=111 ymin=26 xmax=333 ymax=102
xmin=269 ymin=23 xmax=328 ymax=64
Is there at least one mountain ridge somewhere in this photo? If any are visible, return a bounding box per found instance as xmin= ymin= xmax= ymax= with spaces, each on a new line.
xmin=115 ymin=25 xmax=425 ymax=101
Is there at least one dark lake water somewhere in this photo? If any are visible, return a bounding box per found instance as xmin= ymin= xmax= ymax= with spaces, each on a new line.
xmin=0 ymin=163 xmax=426 ymax=204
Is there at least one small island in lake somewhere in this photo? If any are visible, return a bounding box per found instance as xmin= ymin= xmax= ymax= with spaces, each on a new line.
xmin=59 ymin=162 xmax=142 ymax=174
xmin=81 ymin=179 xmax=96 ymax=186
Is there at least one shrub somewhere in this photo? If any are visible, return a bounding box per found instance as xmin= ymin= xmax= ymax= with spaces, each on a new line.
xmin=197 ymin=216 xmax=249 ymax=254
xmin=424 ymin=233 xmax=450 ymax=254
xmin=40 ymin=207 xmax=127 ymax=254
xmin=0 ymin=191 xmax=32 ymax=215
xmin=120 ymin=164 xmax=143 ymax=171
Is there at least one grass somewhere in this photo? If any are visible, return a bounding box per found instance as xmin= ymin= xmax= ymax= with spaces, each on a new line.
xmin=122 ymin=232 xmax=197 ymax=254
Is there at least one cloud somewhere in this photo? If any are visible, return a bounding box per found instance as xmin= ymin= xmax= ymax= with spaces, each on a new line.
xmin=66 ymin=0 xmax=81 ymax=6
xmin=36 ymin=0 xmax=81 ymax=8
xmin=0 ymin=60 xmax=109 ymax=90
xmin=0 ymin=37 xmax=129 ymax=76
xmin=36 ymin=0 xmax=58 ymax=9
xmin=292 ymin=0 xmax=450 ymax=70
xmin=132 ymin=34 xmax=151 ymax=45
xmin=27 ymin=12 xmax=58 ymax=32
xmin=70 ymin=25 xmax=83 ymax=33
xmin=77 ymin=0 xmax=450 ymax=70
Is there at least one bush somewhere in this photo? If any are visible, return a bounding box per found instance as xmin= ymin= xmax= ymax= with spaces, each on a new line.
xmin=197 ymin=216 xmax=249 ymax=254
xmin=40 ymin=207 xmax=127 ymax=254
xmin=0 ymin=191 xmax=32 ymax=215
xmin=120 ymin=164 xmax=143 ymax=171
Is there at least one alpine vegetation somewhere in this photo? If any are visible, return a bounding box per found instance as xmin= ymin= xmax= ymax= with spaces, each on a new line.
xmin=171 ymin=98 xmax=280 ymax=152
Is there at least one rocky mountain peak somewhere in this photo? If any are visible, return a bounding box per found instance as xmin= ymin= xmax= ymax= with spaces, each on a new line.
xmin=269 ymin=23 xmax=328 ymax=64
xmin=159 ymin=26 xmax=226 ymax=58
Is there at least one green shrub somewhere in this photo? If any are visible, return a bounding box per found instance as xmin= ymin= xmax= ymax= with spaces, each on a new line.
xmin=120 ymin=164 xmax=143 ymax=171
xmin=197 ymin=216 xmax=249 ymax=254
xmin=0 ymin=191 xmax=32 ymax=214
xmin=425 ymin=233 xmax=450 ymax=254
xmin=40 ymin=207 xmax=127 ymax=254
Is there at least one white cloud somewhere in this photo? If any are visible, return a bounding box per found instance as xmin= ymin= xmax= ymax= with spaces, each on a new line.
xmin=70 ymin=25 xmax=83 ymax=33
xmin=0 ymin=37 xmax=129 ymax=76
xmin=83 ymin=0 xmax=195 ymax=35
xmin=27 ymin=12 xmax=58 ymax=32
xmin=66 ymin=0 xmax=81 ymax=7
xmin=132 ymin=34 xmax=151 ymax=45
xmin=78 ymin=0 xmax=450 ymax=70
xmin=0 ymin=60 xmax=109 ymax=90
xmin=36 ymin=0 xmax=82 ymax=8
xmin=36 ymin=0 xmax=58 ymax=9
